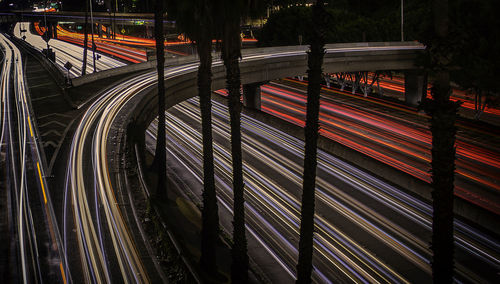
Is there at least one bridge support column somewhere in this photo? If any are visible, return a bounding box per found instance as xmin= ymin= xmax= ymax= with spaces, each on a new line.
xmin=404 ymin=70 xmax=427 ymax=106
xmin=46 ymin=22 xmax=57 ymax=39
xmin=53 ymin=22 xmax=58 ymax=38
xmin=324 ymin=74 xmax=332 ymax=88
xmin=98 ymin=23 xmax=103 ymax=37
xmin=242 ymin=82 xmax=262 ymax=110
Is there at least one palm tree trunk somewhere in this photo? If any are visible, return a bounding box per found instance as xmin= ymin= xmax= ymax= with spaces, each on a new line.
xmin=197 ymin=32 xmax=220 ymax=274
xmin=429 ymin=0 xmax=456 ymax=282
xmin=222 ymin=12 xmax=248 ymax=283
xmin=430 ymin=74 xmax=456 ymax=284
xmin=82 ymin=0 xmax=89 ymax=76
xmin=296 ymin=1 xmax=326 ymax=283
xmin=153 ymin=0 xmax=167 ymax=199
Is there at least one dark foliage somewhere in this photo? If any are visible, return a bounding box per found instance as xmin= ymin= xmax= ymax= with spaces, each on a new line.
xmin=449 ymin=0 xmax=500 ymax=114
xmin=257 ymin=5 xmax=399 ymax=46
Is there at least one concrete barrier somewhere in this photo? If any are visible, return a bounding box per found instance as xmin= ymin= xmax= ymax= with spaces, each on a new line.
xmin=71 ymin=53 xmax=205 ymax=87
xmin=72 ymin=41 xmax=424 ymax=87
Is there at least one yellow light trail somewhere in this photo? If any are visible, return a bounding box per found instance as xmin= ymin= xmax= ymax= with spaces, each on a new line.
xmin=37 ymin=162 xmax=47 ymax=204
xmin=59 ymin=262 xmax=67 ymax=284
xmin=27 ymin=116 xmax=34 ymax=137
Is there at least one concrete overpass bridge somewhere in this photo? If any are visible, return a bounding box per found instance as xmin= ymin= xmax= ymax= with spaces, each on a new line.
xmin=120 ymin=41 xmax=427 ymax=129
xmin=103 ymin=41 xmax=490 ymax=230
xmin=0 ymin=11 xmax=171 ymax=39
xmin=1 ymin=11 xmax=169 ymax=27
xmin=69 ymin=41 xmax=427 ymax=152
xmin=118 ymin=41 xmax=461 ymax=211
xmin=70 ymin=41 xmax=426 ymax=120
xmin=43 ymin=40 xmax=432 ymax=204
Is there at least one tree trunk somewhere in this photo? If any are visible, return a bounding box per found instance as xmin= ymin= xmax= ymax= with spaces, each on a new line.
xmin=429 ymin=0 xmax=456 ymax=282
xmin=430 ymin=73 xmax=456 ymax=284
xmin=153 ymin=0 xmax=167 ymax=199
xmin=198 ymin=33 xmax=220 ymax=274
xmin=82 ymin=0 xmax=89 ymax=76
xmin=222 ymin=12 xmax=248 ymax=284
xmin=296 ymin=1 xmax=326 ymax=283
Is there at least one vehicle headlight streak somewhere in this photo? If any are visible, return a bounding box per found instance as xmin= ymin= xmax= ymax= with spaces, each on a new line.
xmin=76 ymin=44 xmax=496 ymax=283
xmin=0 ymin=33 xmax=68 ymax=283
xmin=0 ymin=33 xmax=29 ymax=280
xmin=149 ymin=97 xmax=498 ymax=283
xmin=13 ymin=22 xmax=125 ymax=78
xmin=0 ymin=36 xmax=9 ymax=153
xmin=160 ymin=100 xmax=416 ymax=283
xmin=260 ymin=83 xmax=500 ymax=198
xmin=66 ymin=61 xmax=200 ymax=283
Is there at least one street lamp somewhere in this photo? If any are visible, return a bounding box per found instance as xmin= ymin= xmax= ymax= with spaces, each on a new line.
xmin=114 ymin=0 xmax=118 ymax=39
xmin=401 ymin=0 xmax=404 ymax=41
xmin=89 ymin=0 xmax=97 ymax=73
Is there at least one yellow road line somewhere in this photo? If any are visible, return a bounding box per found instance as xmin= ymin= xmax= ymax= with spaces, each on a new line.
xmin=59 ymin=262 xmax=67 ymax=284
xmin=37 ymin=162 xmax=47 ymax=204
xmin=28 ymin=116 xmax=34 ymax=137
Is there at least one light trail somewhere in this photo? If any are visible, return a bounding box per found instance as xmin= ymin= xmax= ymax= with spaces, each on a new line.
xmin=65 ymin=62 xmax=203 ymax=282
xmin=370 ymin=73 xmax=500 ymax=116
xmin=215 ymin=81 xmax=500 ymax=213
xmin=13 ymin=22 xmax=125 ymax=77
xmin=146 ymin=97 xmax=499 ymax=282
xmin=165 ymin=100 xmax=413 ymax=282
xmin=55 ymin=25 xmax=191 ymax=59
xmin=69 ymin=43 xmax=496 ymax=282
xmin=0 ymin=33 xmax=69 ymax=283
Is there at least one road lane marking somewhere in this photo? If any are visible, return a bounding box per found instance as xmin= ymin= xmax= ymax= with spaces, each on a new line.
xmin=37 ymin=162 xmax=47 ymax=204
xmin=59 ymin=262 xmax=67 ymax=284
xmin=28 ymin=115 xmax=34 ymax=137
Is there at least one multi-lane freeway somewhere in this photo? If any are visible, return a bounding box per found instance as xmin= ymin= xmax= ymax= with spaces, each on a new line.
xmin=62 ymin=67 xmax=200 ymax=282
xmin=13 ymin=22 xmax=125 ymax=77
xmin=58 ymin=42 xmax=499 ymax=282
xmin=142 ymin=97 xmax=499 ymax=283
xmin=0 ymin=33 xmax=67 ymax=283
xmin=237 ymin=80 xmax=500 ymax=213
xmin=2 ymin=27 xmax=498 ymax=283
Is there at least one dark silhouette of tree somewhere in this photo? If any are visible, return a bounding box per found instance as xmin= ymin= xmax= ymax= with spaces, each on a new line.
xmin=152 ymin=0 xmax=167 ymax=199
xmin=258 ymin=2 xmax=399 ymax=47
xmin=450 ymin=0 xmax=500 ymax=119
xmin=81 ymin=0 xmax=89 ymax=76
xmin=165 ymin=0 xmax=220 ymax=277
xmin=197 ymin=23 xmax=220 ymax=279
xmin=420 ymin=0 xmax=457 ymax=282
xmin=295 ymin=0 xmax=327 ymax=283
xmin=219 ymin=0 xmax=248 ymax=281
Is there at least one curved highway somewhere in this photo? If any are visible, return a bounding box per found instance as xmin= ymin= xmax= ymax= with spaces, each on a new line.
xmin=63 ymin=66 xmax=203 ymax=282
xmin=144 ymin=97 xmax=499 ymax=283
xmin=65 ymin=43 xmax=499 ymax=281
xmin=0 ymin=33 xmax=68 ymax=283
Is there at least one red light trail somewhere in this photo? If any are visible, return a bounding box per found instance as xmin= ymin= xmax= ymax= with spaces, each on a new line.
xmin=215 ymin=80 xmax=500 ymax=214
